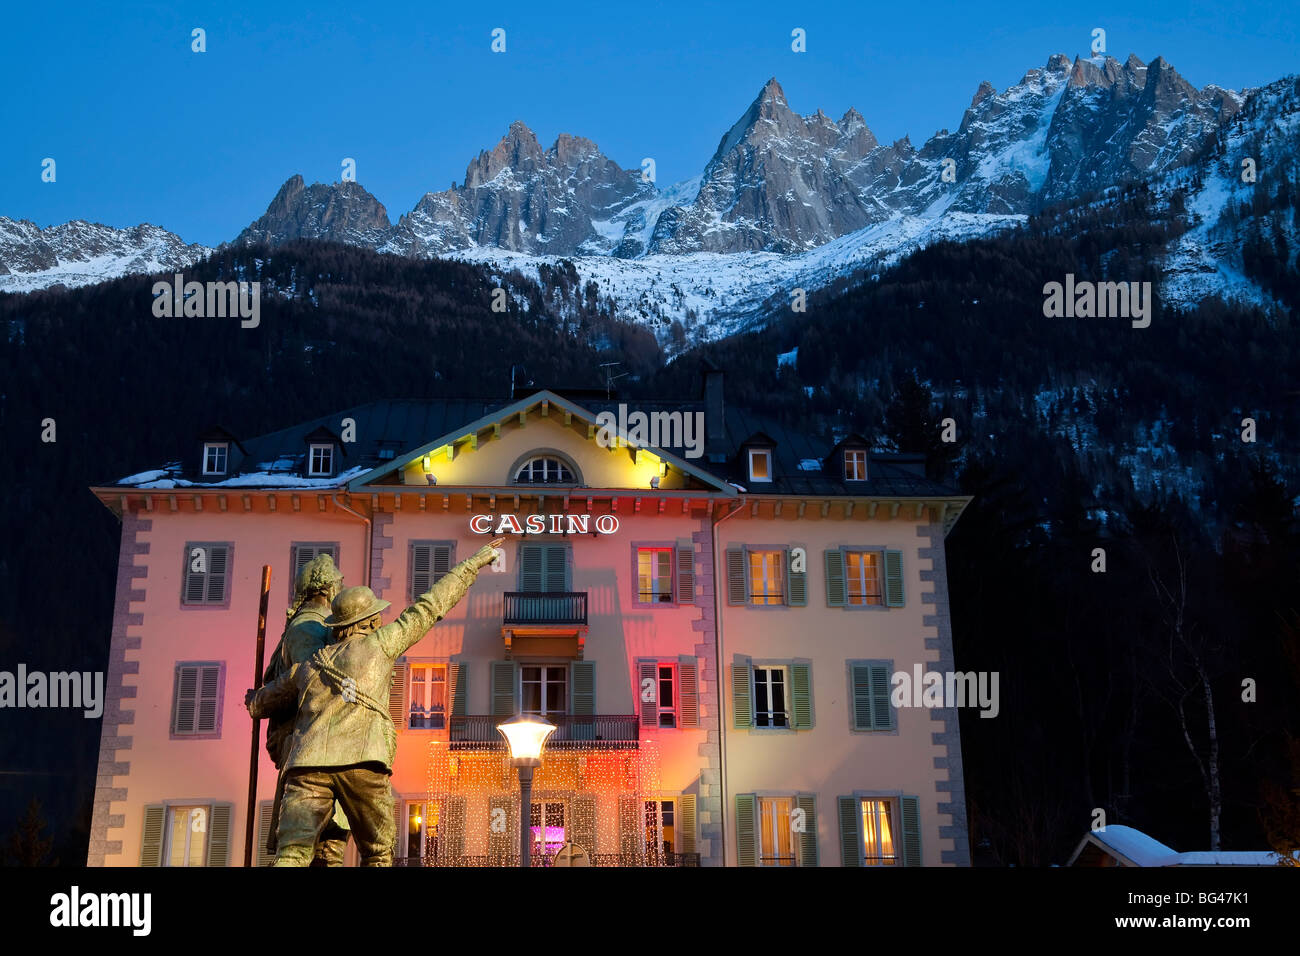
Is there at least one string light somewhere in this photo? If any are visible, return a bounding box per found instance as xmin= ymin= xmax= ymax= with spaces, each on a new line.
xmin=422 ymin=738 xmax=665 ymax=866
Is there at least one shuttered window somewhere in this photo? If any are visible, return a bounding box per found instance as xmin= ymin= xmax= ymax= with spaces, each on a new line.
xmin=181 ymin=542 xmax=231 ymax=606
xmin=409 ymin=541 xmax=455 ymax=600
xmin=836 ymin=795 xmax=921 ymax=867
xmin=519 ymin=543 xmax=568 ymax=592
xmin=255 ymin=800 xmax=275 ymax=866
xmin=633 ymin=540 xmax=696 ymax=606
xmin=734 ymin=659 xmax=812 ymax=730
xmin=677 ymin=795 xmax=697 ymax=856
xmin=826 ymin=548 xmax=905 ymax=607
xmin=171 ymin=662 xmax=223 ymax=736
xmin=849 ymin=661 xmax=895 ymax=731
xmin=288 ymin=542 xmax=339 ymax=600
xmin=490 ymin=661 xmax=518 ymax=718
xmin=729 ymin=546 xmax=800 ymax=606
xmin=142 ymin=803 xmax=232 ymax=867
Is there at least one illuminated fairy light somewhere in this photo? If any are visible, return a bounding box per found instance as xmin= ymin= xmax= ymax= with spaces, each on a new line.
xmin=423 ymin=738 xmax=665 ymax=866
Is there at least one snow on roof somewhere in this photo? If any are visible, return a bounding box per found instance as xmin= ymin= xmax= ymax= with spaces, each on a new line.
xmin=1174 ymin=851 xmax=1289 ymax=866
xmin=133 ymin=465 xmax=370 ymax=489
xmin=798 ymin=459 xmax=822 ymax=471
xmin=1089 ymin=825 xmax=1179 ymax=866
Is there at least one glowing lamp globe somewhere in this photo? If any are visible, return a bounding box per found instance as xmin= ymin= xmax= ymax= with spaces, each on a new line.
xmin=497 ymin=713 xmax=556 ymax=767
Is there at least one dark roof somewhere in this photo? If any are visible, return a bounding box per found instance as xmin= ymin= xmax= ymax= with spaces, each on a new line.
xmin=106 ymin=395 xmax=961 ymax=498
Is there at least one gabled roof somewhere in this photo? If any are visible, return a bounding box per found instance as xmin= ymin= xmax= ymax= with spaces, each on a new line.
xmin=1066 ymin=825 xmax=1293 ymax=867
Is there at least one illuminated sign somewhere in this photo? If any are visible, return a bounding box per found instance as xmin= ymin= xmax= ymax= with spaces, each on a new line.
xmin=469 ymin=514 xmax=620 ymax=535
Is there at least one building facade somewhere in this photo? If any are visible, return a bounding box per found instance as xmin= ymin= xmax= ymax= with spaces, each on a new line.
xmin=87 ymin=373 xmax=971 ymax=867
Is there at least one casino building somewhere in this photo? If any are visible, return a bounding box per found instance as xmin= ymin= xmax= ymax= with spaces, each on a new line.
xmin=87 ymin=369 xmax=972 ymax=867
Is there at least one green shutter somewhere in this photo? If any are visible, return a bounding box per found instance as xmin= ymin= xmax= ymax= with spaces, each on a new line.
xmin=824 ymin=549 xmax=846 ymax=606
xmin=543 ymin=544 xmax=568 ymax=592
xmin=787 ymin=548 xmax=807 ymax=606
xmin=410 ymin=543 xmax=432 ymax=598
xmin=206 ymin=803 xmax=232 ymax=866
xmin=884 ymin=549 xmax=905 ymax=606
xmin=172 ymin=664 xmax=198 ymax=734
xmin=256 ymin=800 xmax=275 ymax=866
xmin=490 ymin=661 xmax=517 ymax=718
xmin=572 ymin=795 xmax=597 ymax=856
xmin=870 ymin=663 xmax=894 ymax=729
xmin=139 ymin=805 xmax=165 ymax=867
xmin=735 ymin=794 xmax=757 ymax=867
xmin=676 ymin=540 xmax=695 ymax=604
xmin=901 ymin=795 xmax=922 ymax=866
xmin=196 ymin=664 xmax=220 ymax=733
xmin=732 ymin=661 xmax=754 ymax=728
xmin=678 ymin=657 xmax=699 ymax=728
xmin=450 ymin=662 xmax=468 ymax=717
xmin=790 ymin=662 xmax=813 ymax=729
xmin=571 ymin=661 xmax=595 ymax=715
xmin=520 ymin=544 xmax=543 ymax=592
xmin=432 ymin=544 xmax=452 ymax=583
xmin=183 ymin=546 xmax=207 ymax=604
xmin=677 ymin=795 xmax=697 ymax=855
xmin=638 ymin=660 xmax=658 ymax=728
xmin=388 ymin=661 xmax=408 ymax=726
xmin=206 ymin=546 xmax=228 ymax=603
xmin=796 ymin=794 xmax=817 ymax=866
xmin=838 ymin=796 xmax=861 ymax=866
xmin=725 ymin=547 xmax=747 ymax=605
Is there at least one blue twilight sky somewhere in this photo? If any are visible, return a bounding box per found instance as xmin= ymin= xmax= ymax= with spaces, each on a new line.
xmin=2 ymin=1 xmax=1296 ymax=247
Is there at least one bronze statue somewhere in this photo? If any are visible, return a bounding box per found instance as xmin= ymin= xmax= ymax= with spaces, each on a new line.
xmin=261 ymin=553 xmax=350 ymax=865
xmin=246 ymin=540 xmax=502 ymax=866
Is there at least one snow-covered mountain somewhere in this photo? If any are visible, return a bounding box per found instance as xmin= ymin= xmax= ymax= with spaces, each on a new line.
xmin=0 ymin=219 xmax=210 ymax=293
xmin=2 ymin=52 xmax=1293 ymax=330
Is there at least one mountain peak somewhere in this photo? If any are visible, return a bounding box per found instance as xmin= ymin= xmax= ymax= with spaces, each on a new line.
xmin=971 ymin=80 xmax=995 ymax=108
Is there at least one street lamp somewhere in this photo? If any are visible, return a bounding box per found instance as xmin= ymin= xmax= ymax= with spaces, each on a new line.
xmin=497 ymin=713 xmax=556 ymax=867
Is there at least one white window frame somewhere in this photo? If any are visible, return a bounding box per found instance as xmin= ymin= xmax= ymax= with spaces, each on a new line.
xmin=656 ymin=663 xmax=677 ymax=728
xmin=202 ymin=442 xmax=228 ymax=476
xmin=637 ymin=547 xmax=674 ymax=604
xmin=859 ymin=797 xmax=900 ymax=867
xmin=520 ymin=663 xmax=568 ymax=717
xmin=528 ymin=799 xmax=568 ymax=854
xmin=401 ymin=799 xmax=440 ymax=862
xmin=644 ymin=798 xmax=677 ymax=859
xmin=408 ymin=663 xmax=447 ymax=730
xmin=163 ymin=805 xmax=208 ymax=867
xmin=514 ymin=455 xmax=576 ymax=484
xmin=308 ymin=443 xmax=334 ymax=477
xmin=753 ymin=665 xmax=790 ymax=728
xmin=845 ymin=549 xmax=884 ymax=606
xmin=757 ymin=796 xmax=800 ymax=867
xmin=748 ymin=448 xmax=772 ymax=482
xmin=844 ymin=448 xmax=867 ymax=481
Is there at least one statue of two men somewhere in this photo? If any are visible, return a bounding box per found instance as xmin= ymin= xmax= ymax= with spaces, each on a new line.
xmin=246 ymin=539 xmax=502 ymax=866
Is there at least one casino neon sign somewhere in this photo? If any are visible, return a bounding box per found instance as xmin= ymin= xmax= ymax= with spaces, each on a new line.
xmin=469 ymin=513 xmax=620 ymax=535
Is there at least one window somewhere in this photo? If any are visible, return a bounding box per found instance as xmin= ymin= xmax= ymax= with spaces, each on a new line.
xmin=844 ymin=449 xmax=867 ymax=481
xmin=182 ymin=542 xmax=231 ymax=606
xmin=514 ymin=455 xmax=575 ymax=484
xmin=748 ymin=550 xmax=784 ymax=605
xmin=519 ymin=543 xmax=568 ymax=593
xmin=410 ymin=542 xmax=454 ymax=599
xmin=638 ymin=658 xmax=699 ymax=729
xmin=171 ymin=662 xmax=223 ymax=736
xmin=657 ymin=664 xmax=677 ymax=728
xmin=165 ymin=806 xmax=209 ymax=867
xmin=521 ymin=665 xmax=567 ymax=717
xmin=637 ymin=548 xmax=673 ymax=603
xmin=308 ymin=443 xmax=334 ymax=476
xmin=850 ymin=661 xmax=895 ymax=731
xmin=530 ymin=801 xmax=566 ymax=854
xmin=846 ymin=550 xmax=883 ymax=605
xmin=758 ymin=797 xmax=799 ymax=867
xmin=860 ymin=799 xmax=898 ymax=866
xmin=748 ymin=448 xmax=772 ymax=482
xmin=754 ymin=666 xmax=789 ymax=728
xmin=645 ymin=799 xmax=676 ymax=860
xmin=408 ymin=664 xmax=447 ymax=729
xmin=405 ymin=801 xmax=440 ymax=863
xmin=202 ymin=442 xmax=228 ymax=476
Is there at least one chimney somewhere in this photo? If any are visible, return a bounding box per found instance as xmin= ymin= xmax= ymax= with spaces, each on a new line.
xmin=701 ymin=361 xmax=725 ymax=461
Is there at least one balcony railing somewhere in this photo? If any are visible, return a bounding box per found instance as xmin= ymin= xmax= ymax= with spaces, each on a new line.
xmin=448 ymin=714 xmax=640 ymax=750
xmin=394 ymin=852 xmax=700 ymax=868
xmin=503 ymin=591 xmax=587 ymax=626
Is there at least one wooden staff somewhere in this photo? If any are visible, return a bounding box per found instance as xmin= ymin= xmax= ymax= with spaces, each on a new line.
xmin=243 ymin=565 xmax=272 ymax=867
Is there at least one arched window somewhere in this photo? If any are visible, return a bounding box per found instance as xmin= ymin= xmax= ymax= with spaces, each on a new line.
xmin=514 ymin=455 xmax=576 ymax=484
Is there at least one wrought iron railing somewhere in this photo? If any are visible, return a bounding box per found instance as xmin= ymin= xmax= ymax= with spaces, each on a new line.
xmin=503 ymin=591 xmax=587 ymax=626
xmin=393 ymin=852 xmax=700 ymax=868
xmin=448 ymin=714 xmax=639 ymax=750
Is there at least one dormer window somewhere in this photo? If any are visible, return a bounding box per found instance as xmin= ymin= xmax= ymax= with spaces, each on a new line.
xmin=514 ymin=455 xmax=575 ymax=484
xmin=202 ymin=442 xmax=229 ymax=476
xmin=308 ymin=443 xmax=334 ymax=477
xmin=748 ymin=448 xmax=772 ymax=482
xmin=844 ymin=449 xmax=867 ymax=481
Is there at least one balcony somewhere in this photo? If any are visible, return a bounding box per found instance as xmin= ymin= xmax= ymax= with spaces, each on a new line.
xmin=448 ymin=714 xmax=639 ymax=751
xmin=503 ymin=591 xmax=587 ymax=626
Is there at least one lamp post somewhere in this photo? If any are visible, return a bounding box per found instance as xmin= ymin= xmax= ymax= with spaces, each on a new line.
xmin=497 ymin=713 xmax=556 ymax=868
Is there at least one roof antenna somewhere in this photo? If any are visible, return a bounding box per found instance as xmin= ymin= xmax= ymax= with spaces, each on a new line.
xmin=599 ymin=361 xmax=627 ymax=400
